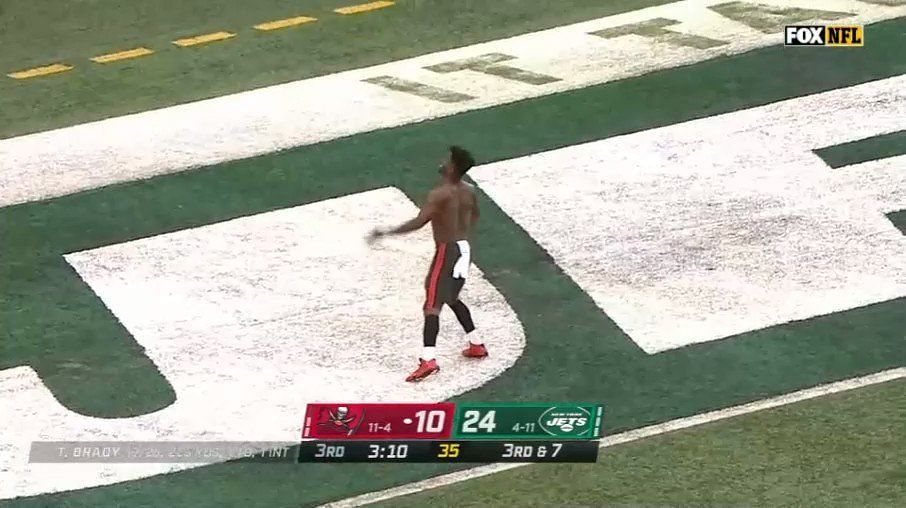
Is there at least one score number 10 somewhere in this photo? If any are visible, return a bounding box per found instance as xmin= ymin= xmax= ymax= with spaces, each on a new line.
xmin=413 ymin=408 xmax=498 ymax=435
xmin=414 ymin=410 xmax=446 ymax=433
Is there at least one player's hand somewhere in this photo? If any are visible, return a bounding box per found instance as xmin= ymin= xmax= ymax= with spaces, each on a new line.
xmin=366 ymin=228 xmax=386 ymax=246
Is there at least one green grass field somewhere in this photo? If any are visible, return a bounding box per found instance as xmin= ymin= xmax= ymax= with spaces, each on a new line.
xmin=380 ymin=379 xmax=906 ymax=507
xmin=2 ymin=0 xmax=905 ymax=506
xmin=0 ymin=0 xmax=669 ymax=138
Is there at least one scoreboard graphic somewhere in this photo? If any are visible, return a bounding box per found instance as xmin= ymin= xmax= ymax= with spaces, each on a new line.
xmin=300 ymin=402 xmax=604 ymax=463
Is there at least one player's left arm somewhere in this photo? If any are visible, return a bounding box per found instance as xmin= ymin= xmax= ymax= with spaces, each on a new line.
xmin=369 ymin=190 xmax=441 ymax=241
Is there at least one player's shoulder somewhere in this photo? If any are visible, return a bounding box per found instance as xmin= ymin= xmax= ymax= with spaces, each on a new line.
xmin=461 ymin=181 xmax=477 ymax=200
xmin=453 ymin=181 xmax=475 ymax=194
xmin=427 ymin=186 xmax=452 ymax=202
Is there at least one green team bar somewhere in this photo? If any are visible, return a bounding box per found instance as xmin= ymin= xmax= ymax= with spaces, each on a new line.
xmin=452 ymin=403 xmax=605 ymax=440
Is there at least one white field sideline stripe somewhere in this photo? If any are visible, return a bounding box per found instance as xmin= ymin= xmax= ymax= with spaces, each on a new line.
xmin=1 ymin=0 xmax=904 ymax=207
xmin=320 ymin=367 xmax=906 ymax=507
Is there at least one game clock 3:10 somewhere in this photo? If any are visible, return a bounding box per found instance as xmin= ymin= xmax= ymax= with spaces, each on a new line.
xmin=368 ymin=443 xmax=408 ymax=459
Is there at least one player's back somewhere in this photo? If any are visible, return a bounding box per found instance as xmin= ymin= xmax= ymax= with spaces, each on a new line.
xmin=452 ymin=182 xmax=476 ymax=241
xmin=431 ymin=182 xmax=476 ymax=243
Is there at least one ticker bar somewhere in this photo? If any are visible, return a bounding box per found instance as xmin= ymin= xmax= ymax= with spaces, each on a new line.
xmin=298 ymin=440 xmax=598 ymax=463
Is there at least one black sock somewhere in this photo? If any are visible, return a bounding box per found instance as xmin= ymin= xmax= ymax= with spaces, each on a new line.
xmin=423 ymin=314 xmax=439 ymax=347
xmin=449 ymin=300 xmax=476 ymax=334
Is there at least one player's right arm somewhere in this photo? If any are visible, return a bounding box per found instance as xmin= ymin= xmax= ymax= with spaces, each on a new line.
xmin=368 ymin=189 xmax=443 ymax=242
xmin=470 ymin=189 xmax=480 ymax=226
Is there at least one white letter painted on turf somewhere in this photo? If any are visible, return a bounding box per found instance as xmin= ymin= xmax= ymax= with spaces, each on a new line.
xmin=0 ymin=188 xmax=525 ymax=498
xmin=470 ymin=76 xmax=906 ymax=353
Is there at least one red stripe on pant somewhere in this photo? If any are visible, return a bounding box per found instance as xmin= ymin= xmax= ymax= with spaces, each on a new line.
xmin=425 ymin=243 xmax=447 ymax=309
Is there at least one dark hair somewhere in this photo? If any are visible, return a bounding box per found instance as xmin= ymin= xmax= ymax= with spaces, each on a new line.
xmin=449 ymin=145 xmax=475 ymax=177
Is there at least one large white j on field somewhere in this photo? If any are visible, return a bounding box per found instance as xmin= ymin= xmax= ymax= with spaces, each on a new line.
xmin=0 ymin=187 xmax=525 ymax=498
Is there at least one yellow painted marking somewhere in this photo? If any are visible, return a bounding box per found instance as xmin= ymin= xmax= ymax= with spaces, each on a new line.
xmin=91 ymin=47 xmax=155 ymax=64
xmin=7 ymin=63 xmax=72 ymax=79
xmin=334 ymin=1 xmax=394 ymax=15
xmin=254 ymin=15 xmax=317 ymax=31
xmin=173 ymin=31 xmax=236 ymax=47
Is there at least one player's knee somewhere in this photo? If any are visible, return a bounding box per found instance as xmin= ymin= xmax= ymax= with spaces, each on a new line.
xmin=423 ymin=306 xmax=441 ymax=316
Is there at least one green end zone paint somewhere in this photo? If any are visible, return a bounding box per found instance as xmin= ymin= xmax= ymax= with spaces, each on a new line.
xmin=887 ymin=210 xmax=906 ymax=235
xmin=423 ymin=54 xmax=562 ymax=86
xmin=815 ymin=129 xmax=906 ymax=168
xmin=590 ymin=18 xmax=729 ymax=49
xmin=707 ymin=1 xmax=851 ymax=33
xmin=361 ymin=76 xmax=475 ymax=103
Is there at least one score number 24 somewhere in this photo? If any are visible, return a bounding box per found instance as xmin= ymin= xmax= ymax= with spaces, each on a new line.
xmin=460 ymin=410 xmax=498 ymax=433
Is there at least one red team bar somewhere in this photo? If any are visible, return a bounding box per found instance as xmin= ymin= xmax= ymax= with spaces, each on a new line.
xmin=302 ymin=403 xmax=456 ymax=440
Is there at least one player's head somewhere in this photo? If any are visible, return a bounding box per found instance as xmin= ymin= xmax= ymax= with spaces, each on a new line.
xmin=440 ymin=145 xmax=475 ymax=181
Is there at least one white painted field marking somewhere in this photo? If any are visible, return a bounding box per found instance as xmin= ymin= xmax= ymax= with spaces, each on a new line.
xmin=472 ymin=76 xmax=906 ymax=353
xmin=0 ymin=187 xmax=525 ymax=499
xmin=1 ymin=0 xmax=903 ymax=207
xmin=322 ymin=367 xmax=906 ymax=508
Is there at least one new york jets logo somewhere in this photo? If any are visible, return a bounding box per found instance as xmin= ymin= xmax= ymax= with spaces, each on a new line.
xmin=538 ymin=406 xmax=592 ymax=436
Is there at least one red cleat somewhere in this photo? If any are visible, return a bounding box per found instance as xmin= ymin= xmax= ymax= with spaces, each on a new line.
xmin=405 ymin=358 xmax=439 ymax=382
xmin=462 ymin=342 xmax=488 ymax=358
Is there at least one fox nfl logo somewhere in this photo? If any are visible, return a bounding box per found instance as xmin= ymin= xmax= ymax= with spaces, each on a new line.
xmin=784 ymin=25 xmax=864 ymax=47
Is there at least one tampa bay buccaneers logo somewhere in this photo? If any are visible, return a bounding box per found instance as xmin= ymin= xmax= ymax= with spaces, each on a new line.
xmin=317 ymin=406 xmax=366 ymax=436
